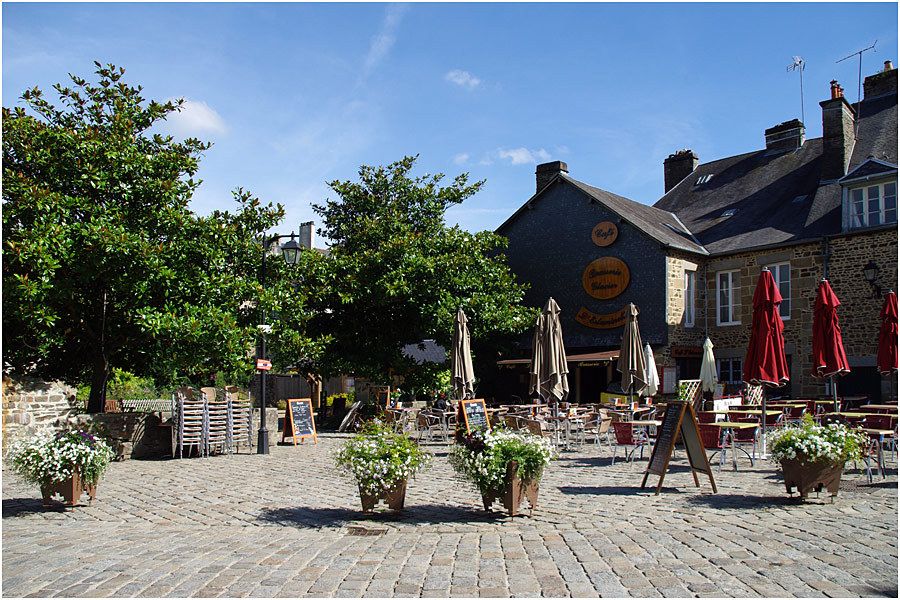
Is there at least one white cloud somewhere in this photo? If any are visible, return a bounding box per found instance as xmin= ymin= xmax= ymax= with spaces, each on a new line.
xmin=364 ymin=3 xmax=408 ymax=74
xmin=453 ymin=153 xmax=470 ymax=165
xmin=445 ymin=69 xmax=481 ymax=89
xmin=165 ymin=99 xmax=227 ymax=136
xmin=497 ymin=147 xmax=551 ymax=165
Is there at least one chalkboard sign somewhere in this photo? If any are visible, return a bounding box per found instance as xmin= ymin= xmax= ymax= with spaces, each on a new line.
xmin=460 ymin=398 xmax=490 ymax=433
xmin=641 ymin=400 xmax=715 ymax=494
xmin=282 ymin=398 xmax=317 ymax=445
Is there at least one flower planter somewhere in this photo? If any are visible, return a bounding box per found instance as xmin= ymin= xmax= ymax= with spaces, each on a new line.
xmin=40 ymin=470 xmax=97 ymax=508
xmin=780 ymin=457 xmax=844 ymax=501
xmin=358 ymin=479 xmax=407 ymax=513
xmin=480 ymin=460 xmax=540 ymax=517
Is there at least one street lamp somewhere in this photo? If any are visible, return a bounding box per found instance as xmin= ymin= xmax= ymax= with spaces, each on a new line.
xmin=257 ymin=231 xmax=301 ymax=454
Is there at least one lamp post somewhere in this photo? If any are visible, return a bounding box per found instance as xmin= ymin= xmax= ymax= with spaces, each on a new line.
xmin=257 ymin=232 xmax=302 ymax=454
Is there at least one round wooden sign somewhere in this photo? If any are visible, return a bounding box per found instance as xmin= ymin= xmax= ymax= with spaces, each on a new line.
xmin=591 ymin=221 xmax=618 ymax=247
xmin=582 ymin=257 xmax=630 ymax=299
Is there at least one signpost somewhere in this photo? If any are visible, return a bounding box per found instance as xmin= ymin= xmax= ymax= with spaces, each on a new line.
xmin=641 ymin=400 xmax=716 ymax=494
xmin=460 ymin=398 xmax=490 ymax=433
xmin=282 ymin=398 xmax=317 ymax=445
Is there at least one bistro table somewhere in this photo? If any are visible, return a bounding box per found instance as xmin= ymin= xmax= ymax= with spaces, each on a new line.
xmin=704 ymin=421 xmax=758 ymax=471
xmin=860 ymin=404 xmax=899 ymax=412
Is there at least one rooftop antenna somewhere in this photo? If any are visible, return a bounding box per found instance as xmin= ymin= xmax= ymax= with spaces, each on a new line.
xmin=787 ymin=56 xmax=806 ymax=125
xmin=837 ymin=40 xmax=877 ymax=138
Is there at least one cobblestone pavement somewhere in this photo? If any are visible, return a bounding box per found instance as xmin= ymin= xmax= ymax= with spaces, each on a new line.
xmin=3 ymin=433 xmax=897 ymax=598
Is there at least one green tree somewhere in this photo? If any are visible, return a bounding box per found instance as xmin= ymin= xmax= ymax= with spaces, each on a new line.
xmin=2 ymin=63 xmax=316 ymax=411
xmin=309 ymin=156 xmax=534 ymax=384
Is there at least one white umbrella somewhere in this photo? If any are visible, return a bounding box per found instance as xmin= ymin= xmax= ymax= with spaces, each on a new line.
xmin=699 ymin=337 xmax=718 ymax=393
xmin=529 ymin=298 xmax=569 ymax=403
xmin=450 ymin=308 xmax=476 ymax=400
xmin=642 ymin=343 xmax=659 ymax=398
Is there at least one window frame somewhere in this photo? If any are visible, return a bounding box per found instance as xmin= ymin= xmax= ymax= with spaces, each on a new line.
xmin=847 ymin=180 xmax=897 ymax=229
xmin=716 ymin=357 xmax=743 ymax=384
xmin=684 ymin=269 xmax=696 ymax=328
xmin=716 ymin=269 xmax=741 ymax=326
xmin=764 ymin=262 xmax=791 ymax=321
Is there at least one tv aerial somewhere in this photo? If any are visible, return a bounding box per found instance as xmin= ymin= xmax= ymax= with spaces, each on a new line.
xmin=837 ymin=40 xmax=877 ymax=137
xmin=787 ymin=56 xmax=805 ymax=124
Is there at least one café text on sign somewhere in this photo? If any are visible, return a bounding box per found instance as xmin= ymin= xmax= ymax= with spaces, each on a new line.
xmin=575 ymin=306 xmax=629 ymax=329
xmin=591 ymin=221 xmax=618 ymax=247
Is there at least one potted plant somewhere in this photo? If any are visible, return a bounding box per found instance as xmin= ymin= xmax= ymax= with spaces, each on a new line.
xmin=769 ymin=414 xmax=869 ymax=501
xmin=335 ymin=421 xmax=431 ymax=512
xmin=7 ymin=429 xmax=115 ymax=508
xmin=449 ymin=428 xmax=554 ymax=516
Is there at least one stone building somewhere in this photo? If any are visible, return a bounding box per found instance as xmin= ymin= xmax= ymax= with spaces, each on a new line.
xmin=495 ymin=63 xmax=897 ymax=403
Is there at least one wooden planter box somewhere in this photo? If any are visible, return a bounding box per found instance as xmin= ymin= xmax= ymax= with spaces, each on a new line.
xmin=40 ymin=470 xmax=97 ymax=508
xmin=359 ymin=479 xmax=407 ymax=513
xmin=780 ymin=457 xmax=844 ymax=501
xmin=481 ymin=460 xmax=540 ymax=517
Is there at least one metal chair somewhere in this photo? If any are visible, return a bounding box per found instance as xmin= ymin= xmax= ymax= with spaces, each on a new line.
xmin=174 ymin=387 xmax=205 ymax=458
xmin=698 ymin=423 xmax=728 ymax=471
xmin=610 ymin=422 xmax=648 ymax=466
xmin=225 ymin=386 xmax=253 ymax=454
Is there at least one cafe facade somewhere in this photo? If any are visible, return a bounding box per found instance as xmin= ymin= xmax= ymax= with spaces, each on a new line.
xmin=494 ymin=64 xmax=898 ymax=403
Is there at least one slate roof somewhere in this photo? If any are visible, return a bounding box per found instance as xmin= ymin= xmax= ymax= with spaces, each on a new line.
xmin=654 ymin=88 xmax=897 ymax=255
xmin=401 ymin=339 xmax=447 ymax=365
xmin=840 ymin=158 xmax=898 ymax=183
xmin=496 ymin=173 xmax=707 ymax=255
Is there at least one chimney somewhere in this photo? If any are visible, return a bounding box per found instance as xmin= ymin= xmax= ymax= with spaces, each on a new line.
xmin=663 ymin=149 xmax=699 ymax=192
xmin=819 ymin=79 xmax=855 ymax=180
xmin=863 ymin=61 xmax=898 ymax=99
xmin=535 ymin=161 xmax=568 ymax=193
xmin=298 ymin=221 xmax=315 ymax=249
xmin=765 ymin=119 xmax=805 ymax=152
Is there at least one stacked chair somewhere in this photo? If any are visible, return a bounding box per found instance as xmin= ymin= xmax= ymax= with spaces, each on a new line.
xmin=173 ymin=386 xmax=255 ymax=458
xmin=225 ymin=385 xmax=253 ymax=454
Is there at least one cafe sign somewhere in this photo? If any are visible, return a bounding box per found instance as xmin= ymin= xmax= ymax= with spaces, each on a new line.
xmin=591 ymin=221 xmax=618 ymax=247
xmin=581 ymin=256 xmax=630 ymax=300
xmin=575 ymin=306 xmax=628 ymax=329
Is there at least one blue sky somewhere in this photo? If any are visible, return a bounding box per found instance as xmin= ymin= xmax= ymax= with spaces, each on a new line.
xmin=3 ymin=2 xmax=897 ymax=240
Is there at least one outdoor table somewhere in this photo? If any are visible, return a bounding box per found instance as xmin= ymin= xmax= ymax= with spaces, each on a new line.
xmin=861 ymin=428 xmax=894 ymax=478
xmin=860 ymin=404 xmax=898 ymax=412
xmin=440 ymin=410 xmax=457 ymax=439
xmin=711 ymin=410 xmax=781 ymax=416
xmin=704 ymin=421 xmax=758 ymax=471
xmin=821 ymin=411 xmax=881 ymax=418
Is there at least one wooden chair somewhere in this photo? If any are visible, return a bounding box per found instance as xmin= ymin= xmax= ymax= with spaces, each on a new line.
xmin=225 ymin=385 xmax=252 ymax=454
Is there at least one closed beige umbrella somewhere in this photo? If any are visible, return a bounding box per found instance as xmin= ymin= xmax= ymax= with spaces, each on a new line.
xmin=450 ymin=308 xmax=476 ymax=400
xmin=699 ymin=337 xmax=718 ymax=393
xmin=617 ymin=303 xmax=646 ymax=403
xmin=643 ymin=343 xmax=659 ymax=398
xmin=529 ymin=298 xmax=569 ymax=403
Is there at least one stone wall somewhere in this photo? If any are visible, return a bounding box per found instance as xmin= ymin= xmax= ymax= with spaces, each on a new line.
xmin=1 ymin=376 xmax=79 ymax=456
xmin=664 ymin=226 xmax=897 ymax=397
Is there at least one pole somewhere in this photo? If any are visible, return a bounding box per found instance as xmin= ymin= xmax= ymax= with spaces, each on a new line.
xmin=257 ymin=239 xmax=270 ymax=454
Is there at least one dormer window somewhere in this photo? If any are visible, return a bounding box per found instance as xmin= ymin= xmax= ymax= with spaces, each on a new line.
xmin=849 ymin=181 xmax=897 ymax=229
xmin=721 ymin=209 xmax=737 ymax=218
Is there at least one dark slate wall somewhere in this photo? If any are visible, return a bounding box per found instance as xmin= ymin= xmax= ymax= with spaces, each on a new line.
xmin=500 ymin=179 xmax=669 ymax=351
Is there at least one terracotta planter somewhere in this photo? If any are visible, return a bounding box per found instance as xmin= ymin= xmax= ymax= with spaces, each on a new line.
xmin=358 ymin=479 xmax=407 ymax=513
xmin=40 ymin=470 xmax=97 ymax=508
xmin=780 ymin=457 xmax=844 ymax=501
xmin=480 ymin=461 xmax=540 ymax=517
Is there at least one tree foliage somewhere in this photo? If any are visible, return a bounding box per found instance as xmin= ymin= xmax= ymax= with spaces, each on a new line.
xmin=309 ymin=156 xmax=534 ymax=385
xmin=2 ymin=63 xmax=317 ymax=411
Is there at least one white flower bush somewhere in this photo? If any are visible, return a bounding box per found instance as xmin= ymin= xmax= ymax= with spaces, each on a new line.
xmin=335 ymin=421 xmax=431 ymax=495
xmin=449 ymin=428 xmax=554 ymax=493
xmin=8 ymin=429 xmax=114 ymax=487
xmin=769 ymin=414 xmax=869 ymax=464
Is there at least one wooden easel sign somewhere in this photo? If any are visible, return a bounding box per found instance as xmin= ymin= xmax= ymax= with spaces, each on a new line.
xmin=460 ymin=398 xmax=490 ymax=433
xmin=282 ymin=398 xmax=318 ymax=445
xmin=373 ymin=386 xmax=393 ymax=410
xmin=641 ymin=400 xmax=716 ymax=495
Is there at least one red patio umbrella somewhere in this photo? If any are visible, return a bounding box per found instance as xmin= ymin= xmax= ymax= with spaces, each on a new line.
xmin=877 ymin=291 xmax=897 ymax=403
xmin=812 ymin=279 xmax=850 ymax=412
xmin=877 ymin=291 xmax=898 ymax=376
xmin=743 ymin=268 xmax=790 ymax=456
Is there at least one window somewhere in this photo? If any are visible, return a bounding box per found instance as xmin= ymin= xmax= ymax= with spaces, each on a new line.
xmin=695 ymin=174 xmax=714 ymax=185
xmin=716 ymin=270 xmax=741 ymax=325
xmin=720 ymin=208 xmax=737 ymax=217
xmin=764 ymin=262 xmax=791 ymax=320
xmin=684 ymin=270 xmax=696 ymax=328
xmin=717 ymin=358 xmax=743 ymax=384
xmin=849 ymin=181 xmax=897 ymax=229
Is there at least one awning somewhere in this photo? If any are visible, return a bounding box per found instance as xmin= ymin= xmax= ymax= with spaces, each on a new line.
xmin=498 ymin=350 xmax=619 ymax=366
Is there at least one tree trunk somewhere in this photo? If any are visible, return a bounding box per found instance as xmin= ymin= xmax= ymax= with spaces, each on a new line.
xmin=86 ymin=353 xmax=109 ymax=413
